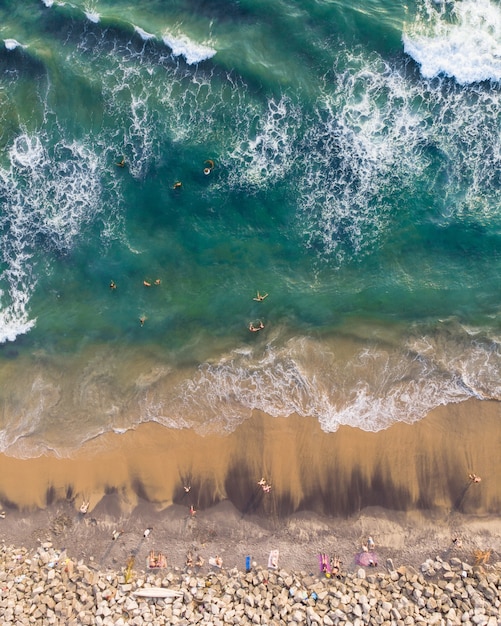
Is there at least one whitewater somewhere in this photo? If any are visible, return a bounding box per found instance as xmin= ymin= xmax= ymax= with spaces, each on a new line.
xmin=0 ymin=0 xmax=500 ymax=457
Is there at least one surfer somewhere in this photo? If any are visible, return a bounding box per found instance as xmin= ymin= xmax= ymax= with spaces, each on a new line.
xmin=109 ymin=280 xmax=117 ymax=290
xmin=204 ymin=159 xmax=215 ymax=175
xmin=249 ymin=320 xmax=264 ymax=332
xmin=143 ymin=280 xmax=152 ymax=287
xmin=173 ymin=181 xmax=182 ymax=189
xmin=253 ymin=291 xmax=268 ymax=301
xmin=139 ymin=315 xmax=147 ymax=327
xmin=116 ymin=157 xmax=125 ymax=168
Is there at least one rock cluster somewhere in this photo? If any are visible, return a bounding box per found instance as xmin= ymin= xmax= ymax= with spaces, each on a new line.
xmin=0 ymin=542 xmax=500 ymax=625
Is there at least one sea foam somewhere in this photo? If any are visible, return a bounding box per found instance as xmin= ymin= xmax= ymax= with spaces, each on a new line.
xmin=403 ymin=0 xmax=501 ymax=84
xmin=4 ymin=39 xmax=24 ymax=50
xmin=162 ymin=32 xmax=216 ymax=65
xmin=134 ymin=26 xmax=155 ymax=41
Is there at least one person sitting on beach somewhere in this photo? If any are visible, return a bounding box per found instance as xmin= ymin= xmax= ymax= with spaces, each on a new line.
xmin=190 ymin=505 xmax=196 ymax=517
xmin=258 ymin=477 xmax=266 ymax=486
xmin=143 ymin=527 xmax=152 ymax=538
xmin=253 ymin=291 xmax=268 ymax=301
xmin=249 ymin=320 xmax=265 ymax=332
xmin=469 ymin=473 xmax=482 ymax=483
xmin=215 ymin=555 xmax=223 ymax=568
xmin=367 ymin=536 xmax=375 ymax=550
xmin=186 ymin=551 xmax=193 ymax=568
xmin=79 ymin=501 xmax=90 ymax=514
xmin=195 ymin=554 xmax=205 ymax=568
xmin=262 ymin=484 xmax=272 ymax=493
xmin=184 ymin=485 xmax=191 ymax=493
xmin=112 ymin=529 xmax=123 ymax=541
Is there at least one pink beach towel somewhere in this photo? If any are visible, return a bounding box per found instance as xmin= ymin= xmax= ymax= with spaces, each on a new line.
xmin=319 ymin=553 xmax=331 ymax=574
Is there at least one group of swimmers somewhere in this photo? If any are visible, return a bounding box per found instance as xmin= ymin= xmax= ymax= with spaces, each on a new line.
xmin=249 ymin=291 xmax=268 ymax=332
xmin=114 ymin=155 xmax=272 ymax=333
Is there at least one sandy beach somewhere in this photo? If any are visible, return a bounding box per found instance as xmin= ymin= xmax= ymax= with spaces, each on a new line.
xmin=0 ymin=398 xmax=500 ymax=576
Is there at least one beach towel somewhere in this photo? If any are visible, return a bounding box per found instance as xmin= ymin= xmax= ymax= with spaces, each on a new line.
xmin=268 ymin=549 xmax=279 ymax=570
xmin=245 ymin=555 xmax=251 ymax=572
xmin=318 ymin=553 xmax=331 ymax=575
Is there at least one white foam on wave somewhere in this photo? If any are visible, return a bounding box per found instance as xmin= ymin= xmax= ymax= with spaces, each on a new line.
xmin=224 ymin=96 xmax=301 ymax=190
xmin=162 ymin=32 xmax=216 ymax=65
xmin=169 ymin=330 xmax=493 ymax=435
xmin=0 ymin=132 xmax=103 ymax=343
xmin=84 ymin=10 xmax=100 ymax=24
xmin=297 ymin=52 xmax=428 ymax=262
xmin=134 ymin=26 xmax=155 ymax=41
xmin=40 ymin=0 xmax=54 ymax=6
xmin=4 ymin=39 xmax=25 ymax=51
xmin=403 ymin=0 xmax=501 ymax=84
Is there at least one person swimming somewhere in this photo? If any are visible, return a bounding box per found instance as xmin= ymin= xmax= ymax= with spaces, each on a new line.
xmin=249 ymin=320 xmax=264 ymax=332
xmin=204 ymin=159 xmax=215 ymax=175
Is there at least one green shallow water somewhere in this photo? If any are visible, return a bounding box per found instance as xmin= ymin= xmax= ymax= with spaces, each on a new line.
xmin=0 ymin=0 xmax=501 ymax=456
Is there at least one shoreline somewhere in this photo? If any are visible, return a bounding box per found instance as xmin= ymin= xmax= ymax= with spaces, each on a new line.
xmin=0 ymin=399 xmax=500 ymax=596
xmin=0 ymin=398 xmax=499 ymax=516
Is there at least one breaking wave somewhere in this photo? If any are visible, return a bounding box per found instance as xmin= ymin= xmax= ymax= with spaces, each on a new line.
xmin=403 ymin=0 xmax=501 ymax=84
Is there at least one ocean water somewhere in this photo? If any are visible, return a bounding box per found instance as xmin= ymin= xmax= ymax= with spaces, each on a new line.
xmin=1 ymin=0 xmax=501 ymax=457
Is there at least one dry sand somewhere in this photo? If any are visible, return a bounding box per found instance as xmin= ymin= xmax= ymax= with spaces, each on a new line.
xmin=0 ymin=398 xmax=500 ymax=575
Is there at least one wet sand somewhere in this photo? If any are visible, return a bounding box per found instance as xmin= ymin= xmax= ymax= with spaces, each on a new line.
xmin=0 ymin=398 xmax=500 ymax=573
xmin=0 ymin=398 xmax=499 ymax=517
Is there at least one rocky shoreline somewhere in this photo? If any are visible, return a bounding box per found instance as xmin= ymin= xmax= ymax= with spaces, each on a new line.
xmin=1 ymin=541 xmax=500 ymax=626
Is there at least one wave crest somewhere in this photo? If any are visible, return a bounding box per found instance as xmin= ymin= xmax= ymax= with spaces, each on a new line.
xmin=403 ymin=0 xmax=501 ymax=84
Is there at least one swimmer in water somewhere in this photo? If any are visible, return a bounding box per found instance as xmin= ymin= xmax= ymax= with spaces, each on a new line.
xmin=204 ymin=159 xmax=215 ymax=175
xmin=249 ymin=320 xmax=264 ymax=332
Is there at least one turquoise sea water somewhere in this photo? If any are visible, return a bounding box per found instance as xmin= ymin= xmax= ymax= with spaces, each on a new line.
xmin=1 ymin=0 xmax=501 ymax=457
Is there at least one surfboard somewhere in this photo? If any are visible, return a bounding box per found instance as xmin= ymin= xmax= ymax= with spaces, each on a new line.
xmin=133 ymin=588 xmax=183 ymax=599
